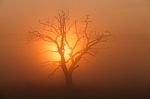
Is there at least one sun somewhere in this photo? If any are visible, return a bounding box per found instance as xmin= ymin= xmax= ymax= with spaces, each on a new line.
xmin=43 ymin=36 xmax=74 ymax=61
xmin=42 ymin=28 xmax=83 ymax=62
xmin=44 ymin=44 xmax=71 ymax=61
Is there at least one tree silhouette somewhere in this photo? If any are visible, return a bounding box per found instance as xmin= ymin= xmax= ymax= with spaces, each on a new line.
xmin=29 ymin=11 xmax=111 ymax=90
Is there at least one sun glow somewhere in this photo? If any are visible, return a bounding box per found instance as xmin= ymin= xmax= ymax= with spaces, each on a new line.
xmin=43 ymin=28 xmax=82 ymax=62
xmin=47 ymin=44 xmax=72 ymax=61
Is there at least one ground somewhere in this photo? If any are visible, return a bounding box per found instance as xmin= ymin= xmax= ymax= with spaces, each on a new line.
xmin=0 ymin=84 xmax=149 ymax=99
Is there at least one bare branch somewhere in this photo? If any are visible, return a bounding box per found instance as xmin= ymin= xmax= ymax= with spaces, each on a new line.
xmin=48 ymin=65 xmax=60 ymax=77
xmin=39 ymin=19 xmax=50 ymax=26
xmin=72 ymin=65 xmax=79 ymax=71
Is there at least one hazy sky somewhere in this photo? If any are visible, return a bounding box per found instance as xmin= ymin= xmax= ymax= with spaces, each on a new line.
xmin=0 ymin=0 xmax=150 ymax=88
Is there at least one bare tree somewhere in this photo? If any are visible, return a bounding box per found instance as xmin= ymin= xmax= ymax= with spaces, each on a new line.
xmin=29 ymin=11 xmax=111 ymax=90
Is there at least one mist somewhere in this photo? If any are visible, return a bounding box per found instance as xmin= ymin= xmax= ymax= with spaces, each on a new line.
xmin=0 ymin=0 xmax=150 ymax=98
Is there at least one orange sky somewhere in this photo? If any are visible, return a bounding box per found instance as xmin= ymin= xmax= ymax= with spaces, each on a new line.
xmin=0 ymin=0 xmax=150 ymax=88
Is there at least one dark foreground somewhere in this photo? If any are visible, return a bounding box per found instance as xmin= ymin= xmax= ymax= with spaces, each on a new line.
xmin=0 ymin=85 xmax=150 ymax=99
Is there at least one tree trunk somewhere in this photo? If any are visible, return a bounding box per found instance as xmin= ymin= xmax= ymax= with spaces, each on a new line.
xmin=65 ymin=72 xmax=73 ymax=90
xmin=65 ymin=72 xmax=77 ymax=99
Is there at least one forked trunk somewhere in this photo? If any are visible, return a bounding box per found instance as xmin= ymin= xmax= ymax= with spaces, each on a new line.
xmin=61 ymin=56 xmax=73 ymax=90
